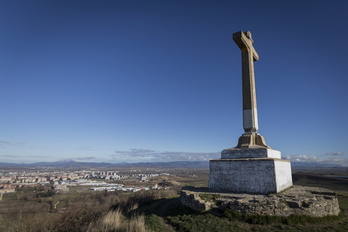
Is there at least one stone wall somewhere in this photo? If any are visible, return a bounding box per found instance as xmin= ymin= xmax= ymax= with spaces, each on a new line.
xmin=180 ymin=185 xmax=340 ymax=217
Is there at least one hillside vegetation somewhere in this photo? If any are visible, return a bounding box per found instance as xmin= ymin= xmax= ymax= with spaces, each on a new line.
xmin=0 ymin=169 xmax=348 ymax=231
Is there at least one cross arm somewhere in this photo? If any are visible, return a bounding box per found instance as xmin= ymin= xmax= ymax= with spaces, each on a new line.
xmin=233 ymin=31 xmax=259 ymax=61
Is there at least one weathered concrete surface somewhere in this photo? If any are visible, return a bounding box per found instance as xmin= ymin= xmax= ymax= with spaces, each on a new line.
xmin=209 ymin=158 xmax=292 ymax=194
xmin=233 ymin=31 xmax=269 ymax=149
xmin=180 ymin=185 xmax=340 ymax=217
xmin=233 ymin=31 xmax=259 ymax=135
xmin=221 ymin=147 xmax=281 ymax=159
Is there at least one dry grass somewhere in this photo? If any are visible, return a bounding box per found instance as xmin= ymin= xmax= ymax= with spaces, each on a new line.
xmin=3 ymin=189 xmax=174 ymax=231
xmin=127 ymin=214 xmax=148 ymax=232
xmin=87 ymin=206 xmax=149 ymax=232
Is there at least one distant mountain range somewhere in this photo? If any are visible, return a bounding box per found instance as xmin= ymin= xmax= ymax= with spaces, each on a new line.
xmin=290 ymin=161 xmax=342 ymax=168
xmin=0 ymin=160 xmax=210 ymax=169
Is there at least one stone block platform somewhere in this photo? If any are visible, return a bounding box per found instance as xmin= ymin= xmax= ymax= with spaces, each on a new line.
xmin=221 ymin=147 xmax=281 ymax=159
xmin=180 ymin=185 xmax=340 ymax=217
xmin=209 ymin=156 xmax=293 ymax=194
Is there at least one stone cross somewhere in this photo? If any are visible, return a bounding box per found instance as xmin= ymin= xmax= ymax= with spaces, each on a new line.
xmin=208 ymin=31 xmax=293 ymax=195
xmin=233 ymin=31 xmax=268 ymax=149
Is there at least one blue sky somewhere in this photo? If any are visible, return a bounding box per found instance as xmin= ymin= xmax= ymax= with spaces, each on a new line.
xmin=1 ymin=0 xmax=347 ymax=166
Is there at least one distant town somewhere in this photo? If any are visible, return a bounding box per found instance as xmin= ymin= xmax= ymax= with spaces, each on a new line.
xmin=0 ymin=169 xmax=171 ymax=196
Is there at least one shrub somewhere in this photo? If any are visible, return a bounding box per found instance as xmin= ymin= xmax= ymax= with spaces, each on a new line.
xmin=198 ymin=193 xmax=221 ymax=202
xmin=168 ymin=213 xmax=239 ymax=232
xmin=224 ymin=209 xmax=342 ymax=225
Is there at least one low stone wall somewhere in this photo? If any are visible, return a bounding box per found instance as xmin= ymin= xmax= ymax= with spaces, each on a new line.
xmin=180 ymin=185 xmax=340 ymax=217
xmin=180 ymin=189 xmax=213 ymax=212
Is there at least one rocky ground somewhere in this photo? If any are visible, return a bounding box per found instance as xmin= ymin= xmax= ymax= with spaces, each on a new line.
xmin=181 ymin=185 xmax=340 ymax=217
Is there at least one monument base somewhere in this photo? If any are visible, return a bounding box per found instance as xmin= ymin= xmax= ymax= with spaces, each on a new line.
xmin=209 ymin=157 xmax=292 ymax=194
xmin=221 ymin=147 xmax=281 ymax=159
xmin=181 ymin=185 xmax=340 ymax=216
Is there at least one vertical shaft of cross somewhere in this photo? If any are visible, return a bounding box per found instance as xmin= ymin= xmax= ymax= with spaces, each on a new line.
xmin=233 ymin=31 xmax=269 ymax=149
xmin=233 ymin=31 xmax=259 ymax=133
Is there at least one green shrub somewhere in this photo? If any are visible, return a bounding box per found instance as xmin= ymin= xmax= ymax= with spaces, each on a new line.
xmin=224 ymin=209 xmax=342 ymax=225
xmin=168 ymin=213 xmax=240 ymax=232
xmin=145 ymin=214 xmax=172 ymax=232
xmin=198 ymin=193 xmax=221 ymax=202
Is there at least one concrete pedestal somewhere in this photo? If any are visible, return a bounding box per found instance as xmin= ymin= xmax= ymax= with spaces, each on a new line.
xmin=209 ymin=150 xmax=292 ymax=194
xmin=221 ymin=147 xmax=281 ymax=159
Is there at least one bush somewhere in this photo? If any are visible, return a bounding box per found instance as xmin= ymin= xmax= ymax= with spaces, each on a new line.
xmin=224 ymin=209 xmax=342 ymax=225
xmin=198 ymin=193 xmax=221 ymax=202
xmin=168 ymin=213 xmax=240 ymax=232
xmin=145 ymin=214 xmax=172 ymax=232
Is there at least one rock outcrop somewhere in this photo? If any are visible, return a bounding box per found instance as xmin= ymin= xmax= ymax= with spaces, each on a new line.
xmin=180 ymin=185 xmax=340 ymax=217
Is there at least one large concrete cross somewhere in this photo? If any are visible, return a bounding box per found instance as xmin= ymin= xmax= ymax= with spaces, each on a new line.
xmin=233 ymin=31 xmax=268 ymax=148
xmin=208 ymin=31 xmax=293 ymax=195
